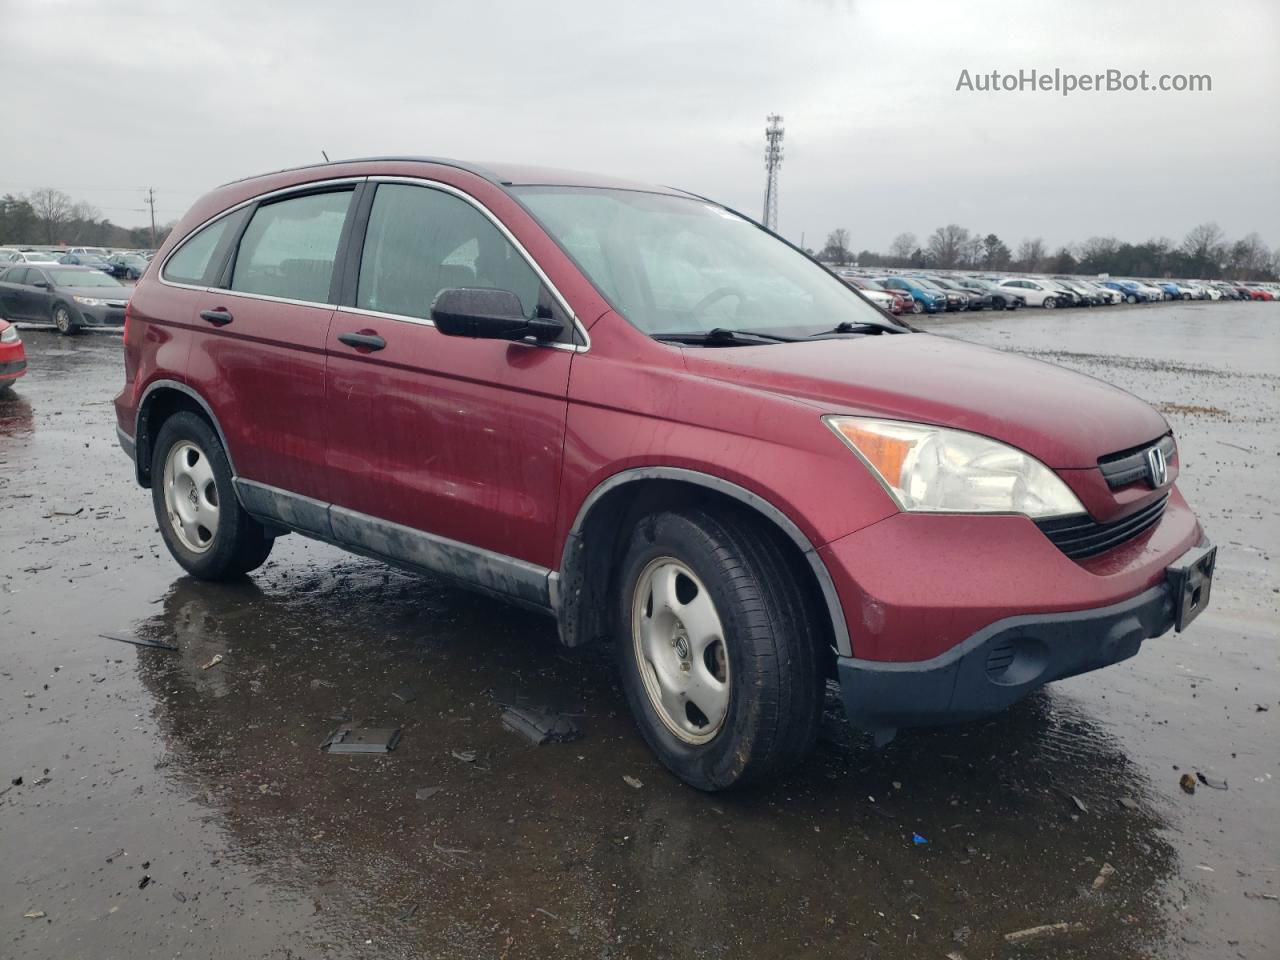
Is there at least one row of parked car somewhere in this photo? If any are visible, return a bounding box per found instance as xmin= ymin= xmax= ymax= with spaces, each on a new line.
xmin=0 ymin=245 xmax=154 ymax=280
xmin=837 ymin=269 xmax=1279 ymax=315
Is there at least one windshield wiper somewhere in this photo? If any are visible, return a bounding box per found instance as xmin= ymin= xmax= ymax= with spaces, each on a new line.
xmin=805 ymin=321 xmax=898 ymax=338
xmin=652 ymin=327 xmax=801 ymax=346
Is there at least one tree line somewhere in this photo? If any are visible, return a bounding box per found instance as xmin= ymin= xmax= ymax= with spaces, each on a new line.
xmin=1 ymin=188 xmax=172 ymax=249
xmin=817 ymin=222 xmax=1278 ymax=281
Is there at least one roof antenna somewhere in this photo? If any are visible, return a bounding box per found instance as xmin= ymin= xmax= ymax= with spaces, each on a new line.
xmin=321 ymin=150 xmax=330 ymax=162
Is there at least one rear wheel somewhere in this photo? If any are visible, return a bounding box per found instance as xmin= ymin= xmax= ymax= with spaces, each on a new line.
xmin=911 ymin=300 xmax=924 ymax=315
xmin=53 ymin=304 xmax=79 ymax=335
xmin=151 ymin=412 xmax=273 ymax=579
xmin=1126 ymin=294 xmax=1138 ymax=304
xmin=615 ymin=509 xmax=823 ymax=791
xmin=1043 ymin=297 xmax=1057 ymax=309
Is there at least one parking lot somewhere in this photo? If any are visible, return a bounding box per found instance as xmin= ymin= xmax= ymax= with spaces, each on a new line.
xmin=2 ymin=301 xmax=1277 ymax=959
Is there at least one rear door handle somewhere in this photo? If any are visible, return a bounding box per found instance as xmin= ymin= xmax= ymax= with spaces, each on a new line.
xmin=338 ymin=331 xmax=386 ymax=351
xmin=199 ymin=308 xmax=233 ymax=326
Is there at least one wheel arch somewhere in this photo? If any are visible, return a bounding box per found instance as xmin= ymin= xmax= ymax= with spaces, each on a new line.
xmin=555 ymin=467 xmax=852 ymax=658
xmin=134 ymin=380 xmax=236 ymax=487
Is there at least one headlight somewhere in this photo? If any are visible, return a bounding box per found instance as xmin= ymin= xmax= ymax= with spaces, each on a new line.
xmin=0 ymin=325 xmax=18 ymax=343
xmin=824 ymin=416 xmax=1086 ymax=518
xmin=73 ymin=296 xmax=106 ymax=306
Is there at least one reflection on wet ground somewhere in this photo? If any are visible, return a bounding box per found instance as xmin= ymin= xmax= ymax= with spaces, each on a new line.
xmin=3 ymin=307 xmax=1277 ymax=958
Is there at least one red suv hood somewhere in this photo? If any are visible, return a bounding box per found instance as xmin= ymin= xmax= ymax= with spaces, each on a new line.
xmin=684 ymin=333 xmax=1169 ymax=468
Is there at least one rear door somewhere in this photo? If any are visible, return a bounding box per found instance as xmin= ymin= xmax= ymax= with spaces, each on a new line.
xmin=0 ymin=268 xmax=28 ymax=317
xmin=324 ymin=179 xmax=574 ymax=570
xmin=185 ymin=183 xmax=359 ymax=517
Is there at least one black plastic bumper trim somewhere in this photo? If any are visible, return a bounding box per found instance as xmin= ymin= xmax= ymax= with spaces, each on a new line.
xmin=836 ymin=538 xmax=1212 ymax=732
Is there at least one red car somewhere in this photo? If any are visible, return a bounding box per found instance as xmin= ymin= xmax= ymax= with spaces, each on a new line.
xmin=844 ymin=275 xmax=911 ymax=314
xmin=114 ymin=158 xmax=1214 ymax=790
xmin=0 ymin=318 xmax=26 ymax=393
xmin=1243 ymin=285 xmax=1274 ymax=301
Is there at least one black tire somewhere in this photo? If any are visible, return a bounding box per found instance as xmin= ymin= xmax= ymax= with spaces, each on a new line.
xmin=1126 ymin=294 xmax=1138 ymax=304
xmin=911 ymin=300 xmax=924 ymax=315
xmin=150 ymin=411 xmax=273 ymax=579
xmin=52 ymin=303 xmax=79 ymax=335
xmin=615 ymin=509 xmax=823 ymax=791
xmin=1043 ymin=297 xmax=1057 ymax=309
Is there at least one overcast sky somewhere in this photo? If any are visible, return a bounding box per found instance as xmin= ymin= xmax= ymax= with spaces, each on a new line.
xmin=3 ymin=0 xmax=1277 ymax=252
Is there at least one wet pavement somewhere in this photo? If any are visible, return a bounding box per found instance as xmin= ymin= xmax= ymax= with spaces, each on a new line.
xmin=2 ymin=301 xmax=1277 ymax=959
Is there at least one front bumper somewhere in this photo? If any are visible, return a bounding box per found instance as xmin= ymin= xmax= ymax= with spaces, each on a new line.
xmin=76 ymin=302 xmax=127 ymax=327
xmin=0 ymin=358 xmax=26 ymax=382
xmin=837 ymin=538 xmax=1214 ymax=732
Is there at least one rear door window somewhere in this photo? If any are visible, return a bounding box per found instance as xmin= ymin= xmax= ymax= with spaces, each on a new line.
xmin=5 ymin=268 xmax=28 ymax=285
xmin=230 ymin=190 xmax=353 ymax=303
xmin=355 ymin=183 xmax=546 ymax=325
xmin=163 ymin=211 xmax=243 ymax=286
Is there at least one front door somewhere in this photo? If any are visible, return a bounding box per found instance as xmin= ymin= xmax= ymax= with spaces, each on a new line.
xmin=324 ymin=180 xmax=574 ymax=574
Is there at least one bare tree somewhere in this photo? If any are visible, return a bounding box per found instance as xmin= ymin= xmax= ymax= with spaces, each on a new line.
xmin=28 ymin=187 xmax=73 ymax=244
xmin=926 ymin=224 xmax=970 ymax=269
xmin=1181 ymin=222 xmax=1225 ymax=277
xmin=821 ymin=228 xmax=852 ymax=265
xmin=1015 ymin=237 xmax=1046 ymax=272
xmin=887 ymin=232 xmax=917 ymax=263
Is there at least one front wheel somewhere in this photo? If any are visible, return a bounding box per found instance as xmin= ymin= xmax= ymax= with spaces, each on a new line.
xmin=151 ymin=411 xmax=273 ymax=579
xmin=911 ymin=300 xmax=924 ymax=315
xmin=1043 ymin=297 xmax=1057 ymax=309
xmin=615 ymin=509 xmax=823 ymax=791
xmin=53 ymin=304 xmax=79 ymax=335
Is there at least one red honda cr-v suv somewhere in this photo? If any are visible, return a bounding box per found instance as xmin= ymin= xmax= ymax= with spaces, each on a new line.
xmin=115 ymin=158 xmax=1215 ymax=790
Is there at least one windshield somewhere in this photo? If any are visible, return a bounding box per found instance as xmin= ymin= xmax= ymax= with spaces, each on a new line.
xmin=512 ymin=186 xmax=898 ymax=336
xmin=47 ymin=268 xmax=124 ymax=288
xmin=910 ymin=277 xmax=946 ymax=291
xmin=26 ymin=253 xmax=58 ymax=262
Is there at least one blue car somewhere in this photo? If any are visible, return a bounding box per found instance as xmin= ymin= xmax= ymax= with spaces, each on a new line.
xmin=877 ymin=276 xmax=949 ymax=314
xmin=1101 ymin=280 xmax=1149 ymax=304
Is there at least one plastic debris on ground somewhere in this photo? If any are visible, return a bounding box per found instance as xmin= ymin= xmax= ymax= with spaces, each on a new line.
xmin=101 ymin=632 xmax=177 ymax=652
xmin=320 ymin=725 xmax=402 ymax=754
xmin=1091 ymin=863 xmax=1116 ymax=890
xmin=1179 ymin=773 xmax=1197 ymax=794
xmin=912 ymin=833 xmax=929 ymax=845
xmin=415 ymin=786 xmax=442 ymax=801
xmin=1003 ymin=922 xmax=1087 ymax=944
xmin=200 ymin=654 xmax=224 ymax=670
xmin=500 ymin=705 xmax=581 ymax=745
xmin=623 ymin=775 xmax=643 ymax=789
xmin=1196 ymin=771 xmax=1228 ymax=790
xmin=391 ymin=687 xmax=417 ymax=703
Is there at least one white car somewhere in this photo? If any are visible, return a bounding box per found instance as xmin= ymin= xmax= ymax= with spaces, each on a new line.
xmin=65 ymin=246 xmax=110 ymax=258
xmin=1084 ymin=281 xmax=1123 ymax=304
xmin=3 ymin=250 xmax=61 ymax=265
xmin=997 ymin=278 xmax=1064 ymax=308
xmin=1129 ymin=281 xmax=1168 ymax=301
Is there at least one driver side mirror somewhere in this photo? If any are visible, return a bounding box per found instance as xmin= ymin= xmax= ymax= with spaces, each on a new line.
xmin=431 ymin=287 xmax=563 ymax=342
xmin=33 ymin=281 xmax=50 ymax=290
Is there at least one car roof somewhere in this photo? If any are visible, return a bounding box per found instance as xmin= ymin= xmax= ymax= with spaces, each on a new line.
xmin=220 ymin=156 xmax=691 ymax=197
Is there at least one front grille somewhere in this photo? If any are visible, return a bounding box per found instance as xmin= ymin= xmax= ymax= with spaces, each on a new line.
xmin=1099 ymin=435 xmax=1175 ymax=490
xmin=1036 ymin=494 xmax=1169 ymax=559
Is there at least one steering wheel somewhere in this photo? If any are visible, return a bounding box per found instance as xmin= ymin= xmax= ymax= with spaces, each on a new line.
xmin=690 ymin=286 xmax=743 ymax=317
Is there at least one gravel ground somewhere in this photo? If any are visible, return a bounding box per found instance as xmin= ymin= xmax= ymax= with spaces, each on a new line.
xmin=1 ymin=300 xmax=1277 ymax=959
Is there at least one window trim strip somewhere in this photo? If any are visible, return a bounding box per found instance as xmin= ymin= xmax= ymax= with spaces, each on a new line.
xmin=155 ymin=173 xmax=589 ymax=353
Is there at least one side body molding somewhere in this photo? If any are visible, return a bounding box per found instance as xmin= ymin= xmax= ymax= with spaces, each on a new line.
xmin=560 ymin=467 xmax=853 ymax=657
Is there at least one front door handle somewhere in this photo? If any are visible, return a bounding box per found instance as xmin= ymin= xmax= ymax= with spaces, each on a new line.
xmin=200 ymin=308 xmax=233 ymax=326
xmin=338 ymin=331 xmax=386 ymax=351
